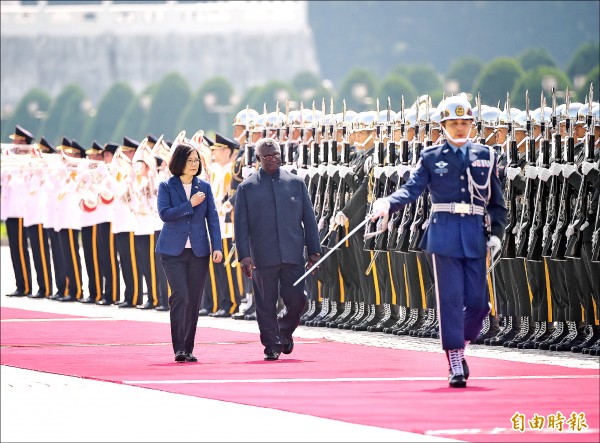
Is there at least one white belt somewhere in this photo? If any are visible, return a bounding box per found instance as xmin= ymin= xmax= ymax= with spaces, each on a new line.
xmin=431 ymin=203 xmax=485 ymax=215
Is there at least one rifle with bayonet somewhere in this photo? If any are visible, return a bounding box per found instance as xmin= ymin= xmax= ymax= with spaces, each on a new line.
xmin=541 ymin=88 xmax=564 ymax=256
xmin=566 ymin=83 xmax=596 ymax=258
xmin=373 ymin=97 xmax=397 ymax=252
xmin=527 ymin=95 xmax=551 ymax=261
xmin=551 ymin=87 xmax=577 ymax=260
xmin=500 ymin=94 xmax=519 ymax=259
xmin=408 ymin=102 xmax=429 ymax=252
xmin=515 ymin=91 xmax=537 ymax=258
xmin=364 ymin=99 xmax=386 ymax=252
xmin=393 ymin=98 xmax=417 ymax=253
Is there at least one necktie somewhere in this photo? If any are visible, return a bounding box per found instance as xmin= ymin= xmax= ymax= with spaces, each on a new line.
xmin=457 ymin=148 xmax=464 ymax=167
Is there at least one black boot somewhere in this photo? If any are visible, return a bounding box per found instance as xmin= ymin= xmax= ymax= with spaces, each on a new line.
xmin=537 ymin=321 xmax=568 ymax=350
xmin=327 ymin=301 xmax=353 ymax=327
xmin=412 ymin=308 xmax=436 ymax=337
xmin=473 ymin=314 xmax=500 ymax=344
xmin=340 ymin=302 xmax=366 ymax=329
xmin=352 ymin=304 xmax=379 ymax=331
xmin=504 ymin=316 xmax=534 ymax=348
xmin=300 ymin=299 xmax=319 ymax=325
xmin=314 ymin=301 xmax=342 ymax=327
xmin=550 ymin=322 xmax=589 ymax=351
xmin=368 ymin=304 xmax=399 ymax=332
xmin=305 ymin=298 xmax=330 ymax=327
xmin=394 ymin=308 xmax=423 ymax=336
xmin=486 ymin=316 xmax=520 ymax=346
xmin=446 ymin=349 xmax=467 ymax=388
xmin=383 ymin=306 xmax=407 ymax=334
xmin=519 ymin=321 xmax=549 ymax=349
xmin=572 ymin=326 xmax=600 ymax=353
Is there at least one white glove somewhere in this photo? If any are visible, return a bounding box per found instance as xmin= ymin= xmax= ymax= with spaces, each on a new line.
xmin=538 ymin=168 xmax=552 ymax=182
xmin=338 ymin=165 xmax=351 ymax=178
xmin=334 ymin=211 xmax=349 ymax=226
xmin=562 ymin=163 xmax=577 ymax=178
xmin=370 ymin=198 xmax=390 ymax=219
xmin=581 ymin=161 xmax=598 ymax=176
xmin=505 ymin=166 xmax=521 ymax=181
xmin=548 ymin=162 xmax=562 ymax=176
xmin=221 ymin=200 xmax=233 ymax=214
xmin=487 ymin=235 xmax=502 ymax=258
xmin=524 ymin=165 xmax=538 ymax=180
xmin=96 ymin=162 xmax=108 ymax=177
xmin=327 ymin=164 xmax=337 ymax=177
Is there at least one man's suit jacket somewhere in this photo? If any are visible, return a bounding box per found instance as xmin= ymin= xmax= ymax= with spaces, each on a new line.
xmin=155 ymin=176 xmax=222 ymax=257
xmin=386 ymin=141 xmax=507 ymax=259
xmin=234 ymin=168 xmax=321 ymax=268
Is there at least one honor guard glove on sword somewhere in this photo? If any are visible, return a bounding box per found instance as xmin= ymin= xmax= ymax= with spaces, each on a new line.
xmin=505 ymin=166 xmax=521 ymax=181
xmin=370 ymin=198 xmax=391 ymax=220
xmin=487 ymin=235 xmax=502 ymax=259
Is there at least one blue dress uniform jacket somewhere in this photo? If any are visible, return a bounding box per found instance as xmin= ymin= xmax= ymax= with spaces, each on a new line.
xmin=155 ymin=176 xmax=222 ymax=257
xmin=386 ymin=141 xmax=507 ymax=258
xmin=234 ymin=168 xmax=321 ymax=268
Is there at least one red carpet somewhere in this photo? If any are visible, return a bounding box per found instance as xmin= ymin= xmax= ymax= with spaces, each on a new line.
xmin=1 ymin=307 xmax=598 ymax=442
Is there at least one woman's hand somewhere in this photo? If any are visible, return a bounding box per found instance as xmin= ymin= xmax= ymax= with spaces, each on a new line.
xmin=190 ymin=191 xmax=205 ymax=207
xmin=212 ymin=250 xmax=223 ymax=263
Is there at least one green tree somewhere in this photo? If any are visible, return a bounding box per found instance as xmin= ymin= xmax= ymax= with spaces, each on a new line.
xmin=60 ymin=92 xmax=92 ymax=144
xmin=1 ymin=87 xmax=51 ymax=143
xmin=577 ymin=65 xmax=599 ymax=103
xmin=566 ymin=42 xmax=600 ymax=83
xmin=144 ymin=72 xmax=192 ymax=140
xmin=472 ymin=57 xmax=524 ymax=106
xmin=39 ymin=83 xmax=87 ymax=146
xmin=178 ymin=76 xmax=235 ymax=136
xmin=248 ymin=80 xmax=298 ymax=115
xmin=375 ymin=75 xmax=416 ymax=112
xmin=517 ymin=48 xmax=557 ymax=72
xmin=112 ymin=84 xmax=156 ymax=143
xmin=81 ymin=82 xmax=135 ymax=147
xmin=510 ymin=66 xmax=572 ymax=110
xmin=445 ymin=57 xmax=484 ymax=95
xmin=406 ymin=64 xmax=442 ymax=95
xmin=336 ymin=68 xmax=378 ymax=112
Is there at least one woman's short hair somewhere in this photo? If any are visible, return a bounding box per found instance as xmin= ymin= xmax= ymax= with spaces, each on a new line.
xmin=168 ymin=143 xmax=202 ymax=177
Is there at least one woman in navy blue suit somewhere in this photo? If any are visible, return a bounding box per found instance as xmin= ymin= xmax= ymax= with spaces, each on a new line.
xmin=156 ymin=142 xmax=223 ymax=363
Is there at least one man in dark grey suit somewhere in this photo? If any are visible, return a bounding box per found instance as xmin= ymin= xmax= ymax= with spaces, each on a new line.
xmin=234 ymin=137 xmax=321 ymax=361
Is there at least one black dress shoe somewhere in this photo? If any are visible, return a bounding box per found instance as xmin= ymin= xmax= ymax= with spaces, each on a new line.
xmin=209 ymin=309 xmax=231 ymax=318
xmin=185 ymin=353 xmax=198 ymax=362
xmin=95 ymin=299 xmax=113 ymax=306
xmin=155 ymin=305 xmax=169 ymax=311
xmin=28 ymin=292 xmax=46 ymax=299
xmin=6 ymin=290 xmax=28 ymax=297
xmin=264 ymin=350 xmax=280 ymax=361
xmin=282 ymin=338 xmax=294 ymax=355
xmin=118 ymin=302 xmax=134 ymax=308
xmin=79 ymin=296 xmax=96 ymax=304
xmin=57 ymin=295 xmax=77 ymax=302
xmin=175 ymin=351 xmax=186 ymax=362
xmin=137 ymin=301 xmax=155 ymax=310
xmin=198 ymin=308 xmax=210 ymax=316
xmin=448 ymin=373 xmax=467 ymax=388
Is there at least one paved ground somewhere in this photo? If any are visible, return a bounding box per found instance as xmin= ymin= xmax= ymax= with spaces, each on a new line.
xmin=1 ymin=245 xmax=597 ymax=442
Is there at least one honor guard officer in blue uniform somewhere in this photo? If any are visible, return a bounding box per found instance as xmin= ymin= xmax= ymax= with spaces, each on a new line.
xmin=370 ymin=95 xmax=507 ymax=388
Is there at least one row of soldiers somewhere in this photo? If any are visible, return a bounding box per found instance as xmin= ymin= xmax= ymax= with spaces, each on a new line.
xmin=1 ymin=126 xmax=246 ymax=317
xmin=226 ymin=88 xmax=599 ymax=356
xmin=3 ymin=86 xmax=599 ymax=357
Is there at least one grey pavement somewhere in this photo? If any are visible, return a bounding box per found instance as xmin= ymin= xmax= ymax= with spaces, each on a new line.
xmin=1 ymin=245 xmax=597 ymax=442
